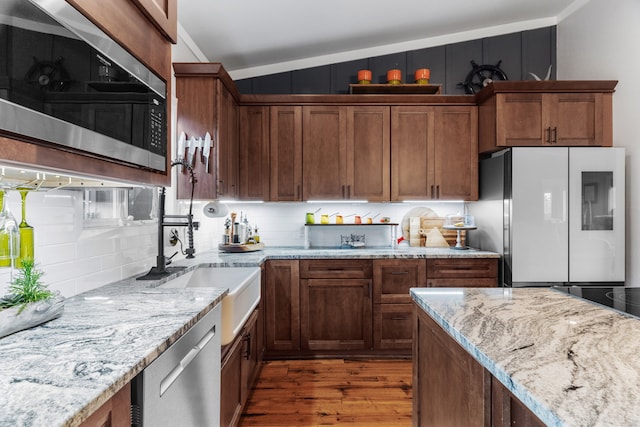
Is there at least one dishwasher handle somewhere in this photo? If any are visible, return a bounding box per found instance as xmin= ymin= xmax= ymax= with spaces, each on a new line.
xmin=159 ymin=325 xmax=217 ymax=397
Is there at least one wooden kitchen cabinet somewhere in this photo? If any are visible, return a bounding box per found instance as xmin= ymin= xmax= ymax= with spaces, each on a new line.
xmin=79 ymin=382 xmax=131 ymax=427
xmin=302 ymin=106 xmax=390 ymax=201
xmin=300 ymin=278 xmax=373 ymax=352
xmin=373 ymin=259 xmax=426 ymax=352
xmin=218 ymin=82 xmax=240 ymax=200
xmin=264 ymin=260 xmax=300 ymax=355
xmin=270 ymin=106 xmax=303 ymax=201
xmin=477 ymin=80 xmax=616 ymax=154
xmin=413 ymin=306 xmax=491 ymax=427
xmin=221 ymin=307 xmax=262 ymax=427
xmin=300 ymin=260 xmax=373 ymax=352
xmin=174 ymin=63 xmax=241 ymax=200
xmin=391 ymin=105 xmax=478 ymax=201
xmin=413 ymin=304 xmax=544 ymax=427
xmin=130 ymin=0 xmax=177 ymax=43
xmin=239 ymin=106 xmax=270 ymax=200
xmin=427 ymin=258 xmax=498 ymax=287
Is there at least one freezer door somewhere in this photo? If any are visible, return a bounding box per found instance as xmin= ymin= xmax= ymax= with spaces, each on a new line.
xmin=511 ymin=148 xmax=569 ymax=283
xmin=569 ymin=147 xmax=625 ymax=282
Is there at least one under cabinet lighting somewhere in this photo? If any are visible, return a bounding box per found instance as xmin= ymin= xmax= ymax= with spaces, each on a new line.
xmin=402 ymin=200 xmax=464 ymax=203
xmin=306 ymin=200 xmax=368 ymax=204
xmin=221 ymin=200 xmax=264 ymax=204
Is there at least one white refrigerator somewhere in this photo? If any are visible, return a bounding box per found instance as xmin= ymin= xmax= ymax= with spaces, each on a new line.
xmin=468 ymin=147 xmax=625 ymax=287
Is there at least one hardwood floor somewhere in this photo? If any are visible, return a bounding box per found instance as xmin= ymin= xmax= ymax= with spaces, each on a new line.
xmin=238 ymin=358 xmax=412 ymax=426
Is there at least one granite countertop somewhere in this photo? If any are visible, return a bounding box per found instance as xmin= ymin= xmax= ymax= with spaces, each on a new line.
xmin=411 ymin=287 xmax=640 ymax=427
xmin=0 ymin=245 xmax=499 ymax=427
xmin=174 ymin=245 xmax=500 ymax=268
xmin=0 ymin=276 xmax=226 ymax=427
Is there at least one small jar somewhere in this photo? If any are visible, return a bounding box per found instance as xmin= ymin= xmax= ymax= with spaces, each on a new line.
xmin=305 ymin=212 xmax=315 ymax=224
xmin=387 ymin=69 xmax=402 ymax=85
xmin=415 ymin=68 xmax=430 ymax=85
xmin=336 ymin=215 xmax=343 ymax=224
xmin=357 ymin=69 xmax=372 ymax=85
xmin=354 ymin=215 xmax=362 ymax=224
xmin=320 ymin=214 xmax=329 ymax=224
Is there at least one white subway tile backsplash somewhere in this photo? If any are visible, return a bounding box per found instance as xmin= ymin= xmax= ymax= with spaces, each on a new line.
xmin=0 ymin=184 xmax=466 ymax=299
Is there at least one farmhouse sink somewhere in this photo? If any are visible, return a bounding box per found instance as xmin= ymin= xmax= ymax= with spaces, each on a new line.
xmin=161 ymin=266 xmax=261 ymax=345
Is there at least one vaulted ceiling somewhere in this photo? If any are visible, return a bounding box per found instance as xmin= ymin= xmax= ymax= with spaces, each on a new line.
xmin=177 ymin=0 xmax=584 ymax=79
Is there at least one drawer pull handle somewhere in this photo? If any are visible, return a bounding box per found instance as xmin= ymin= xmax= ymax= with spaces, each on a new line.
xmin=391 ymin=316 xmax=408 ymax=321
xmin=391 ymin=271 xmax=409 ymax=275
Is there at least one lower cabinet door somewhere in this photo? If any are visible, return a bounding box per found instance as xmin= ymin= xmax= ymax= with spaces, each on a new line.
xmin=220 ymin=336 xmax=243 ymax=427
xmin=373 ymin=303 xmax=413 ymax=351
xmin=300 ymin=278 xmax=372 ymax=351
xmin=240 ymin=309 xmax=260 ymax=406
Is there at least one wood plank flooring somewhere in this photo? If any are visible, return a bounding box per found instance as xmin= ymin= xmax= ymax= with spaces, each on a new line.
xmin=239 ymin=359 xmax=412 ymax=426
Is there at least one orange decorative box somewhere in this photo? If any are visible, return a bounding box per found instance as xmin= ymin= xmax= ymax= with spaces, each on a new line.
xmin=357 ymin=69 xmax=372 ymax=84
xmin=387 ymin=69 xmax=402 ymax=85
xmin=415 ymin=68 xmax=430 ymax=84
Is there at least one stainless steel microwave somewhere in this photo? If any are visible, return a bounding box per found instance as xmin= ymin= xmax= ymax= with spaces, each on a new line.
xmin=0 ymin=0 xmax=167 ymax=172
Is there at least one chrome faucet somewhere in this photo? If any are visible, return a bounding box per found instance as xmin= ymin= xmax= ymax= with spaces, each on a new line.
xmin=138 ymin=160 xmax=199 ymax=280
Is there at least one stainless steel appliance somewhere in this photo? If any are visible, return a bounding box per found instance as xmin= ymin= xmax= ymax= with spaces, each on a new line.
xmin=468 ymin=147 xmax=625 ymax=287
xmin=0 ymin=0 xmax=166 ymax=171
xmin=131 ymin=304 xmax=221 ymax=426
xmin=553 ymin=286 xmax=640 ymax=318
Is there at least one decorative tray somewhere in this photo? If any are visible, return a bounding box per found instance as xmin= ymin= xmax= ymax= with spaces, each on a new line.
xmin=218 ymin=242 xmax=264 ymax=253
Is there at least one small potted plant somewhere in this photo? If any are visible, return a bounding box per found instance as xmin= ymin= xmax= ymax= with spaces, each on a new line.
xmin=0 ymin=260 xmax=64 ymax=338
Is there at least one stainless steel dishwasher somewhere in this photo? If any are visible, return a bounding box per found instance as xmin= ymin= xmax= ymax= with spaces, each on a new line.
xmin=132 ymin=303 xmax=221 ymax=426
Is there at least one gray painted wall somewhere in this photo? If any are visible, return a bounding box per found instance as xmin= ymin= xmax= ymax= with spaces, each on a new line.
xmin=236 ymin=26 xmax=556 ymax=95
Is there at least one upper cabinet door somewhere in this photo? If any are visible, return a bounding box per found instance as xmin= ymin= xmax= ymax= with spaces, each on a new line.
xmin=495 ymin=93 xmax=545 ymax=146
xmin=391 ymin=107 xmax=436 ymax=201
xmin=239 ymin=106 xmax=270 ymax=200
xmin=549 ymin=93 xmax=609 ymax=146
xmin=270 ymin=106 xmax=303 ymax=201
xmin=131 ymin=0 xmax=177 ymax=43
xmin=434 ymin=106 xmax=478 ymax=201
xmin=346 ymin=106 xmax=390 ymax=202
xmin=302 ymin=106 xmax=347 ymax=200
xmin=218 ymin=82 xmax=240 ymax=200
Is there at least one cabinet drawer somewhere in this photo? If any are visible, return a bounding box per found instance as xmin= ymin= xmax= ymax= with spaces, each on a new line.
xmin=428 ymin=278 xmax=497 ymax=288
xmin=373 ymin=259 xmax=426 ymax=303
xmin=300 ymin=259 xmax=372 ymax=279
xmin=427 ymin=258 xmax=498 ymax=279
xmin=373 ymin=303 xmax=413 ymax=351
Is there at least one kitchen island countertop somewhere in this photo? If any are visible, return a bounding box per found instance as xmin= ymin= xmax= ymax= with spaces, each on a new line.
xmin=411 ymin=287 xmax=640 ymax=426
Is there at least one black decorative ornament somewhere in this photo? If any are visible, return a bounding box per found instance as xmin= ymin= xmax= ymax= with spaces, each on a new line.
xmin=24 ymin=56 xmax=71 ymax=92
xmin=461 ymin=60 xmax=508 ymax=94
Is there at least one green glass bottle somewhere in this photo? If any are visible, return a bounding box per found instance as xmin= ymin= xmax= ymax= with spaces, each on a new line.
xmin=0 ymin=189 xmax=19 ymax=268
xmin=17 ymin=189 xmax=34 ymax=267
xmin=0 ymin=190 xmax=8 ymax=267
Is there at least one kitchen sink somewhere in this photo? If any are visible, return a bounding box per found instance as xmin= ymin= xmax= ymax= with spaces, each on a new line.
xmin=161 ymin=266 xmax=261 ymax=345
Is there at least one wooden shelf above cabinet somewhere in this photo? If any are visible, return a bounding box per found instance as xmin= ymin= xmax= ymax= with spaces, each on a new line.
xmin=349 ymin=84 xmax=442 ymax=95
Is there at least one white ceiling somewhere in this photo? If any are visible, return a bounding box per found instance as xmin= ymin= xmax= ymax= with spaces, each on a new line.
xmin=177 ymin=0 xmax=585 ymax=80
